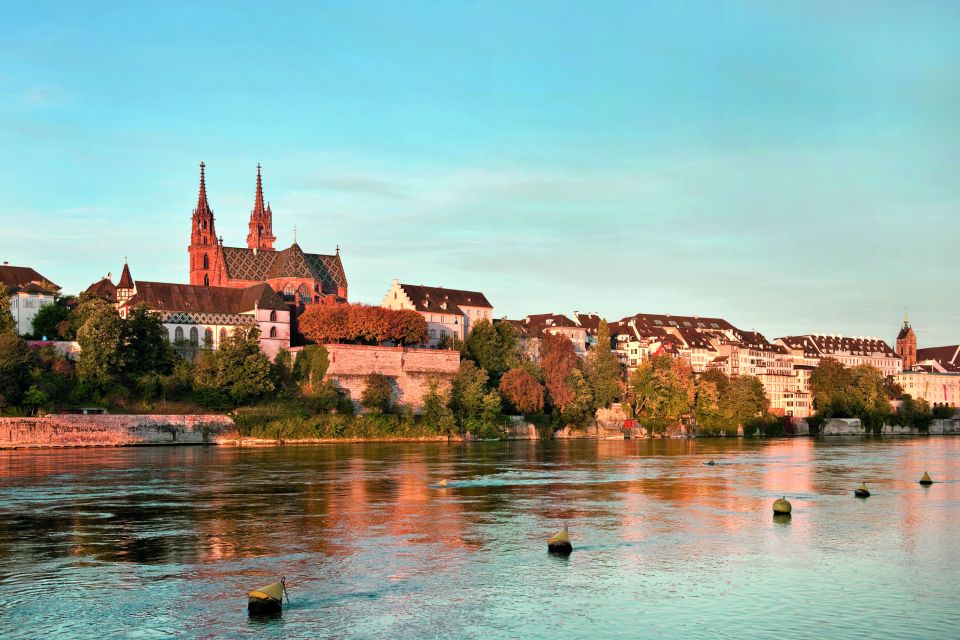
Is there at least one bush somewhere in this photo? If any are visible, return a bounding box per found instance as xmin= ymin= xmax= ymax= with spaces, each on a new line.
xmin=747 ymin=414 xmax=786 ymax=437
xmin=360 ymin=373 xmax=393 ymax=413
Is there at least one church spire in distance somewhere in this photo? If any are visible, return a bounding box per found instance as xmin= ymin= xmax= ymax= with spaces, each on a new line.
xmin=247 ymin=163 xmax=276 ymax=251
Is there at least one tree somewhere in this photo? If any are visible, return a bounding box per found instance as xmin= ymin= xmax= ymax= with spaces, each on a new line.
xmin=122 ymin=304 xmax=175 ymax=378
xmin=451 ymin=360 xmax=489 ymax=423
xmin=360 ymin=373 xmax=393 ymax=413
xmin=389 ymin=309 xmax=428 ymax=345
xmin=0 ymin=297 xmax=16 ymax=335
xmin=498 ymin=368 xmax=545 ymax=414
xmin=30 ymin=301 xmax=71 ymax=340
xmin=810 ymin=358 xmax=853 ymax=416
xmin=627 ymin=354 xmax=694 ymax=433
xmin=194 ymin=329 xmax=275 ymax=405
xmin=298 ymin=304 xmax=350 ymax=343
xmin=582 ymin=320 xmax=622 ymax=409
xmin=75 ymin=299 xmax=125 ymax=389
xmin=293 ymin=344 xmax=330 ymax=392
xmin=0 ymin=333 xmax=33 ymax=408
xmin=848 ymin=364 xmax=892 ymax=428
xmin=465 ymin=319 xmax=503 ymax=373
xmin=561 ymin=369 xmax=594 ymax=426
xmin=694 ymin=377 xmax=728 ymax=435
xmin=540 ymin=332 xmax=578 ymax=411
xmin=421 ymin=376 xmax=457 ymax=434
xmin=720 ymin=375 xmax=769 ymax=428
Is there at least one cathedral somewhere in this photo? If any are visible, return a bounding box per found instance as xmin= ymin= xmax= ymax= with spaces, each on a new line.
xmin=188 ymin=162 xmax=347 ymax=305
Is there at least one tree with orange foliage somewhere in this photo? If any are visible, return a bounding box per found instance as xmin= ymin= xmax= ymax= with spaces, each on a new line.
xmin=298 ymin=304 xmax=349 ymax=343
xmin=299 ymin=303 xmax=428 ymax=346
xmin=540 ymin=332 xmax=578 ymax=412
xmin=498 ymin=368 xmax=544 ymax=414
xmin=389 ymin=309 xmax=428 ymax=346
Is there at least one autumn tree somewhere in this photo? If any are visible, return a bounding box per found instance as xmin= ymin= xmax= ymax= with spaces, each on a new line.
xmin=694 ymin=376 xmax=727 ymax=435
xmin=721 ymin=375 xmax=769 ymax=429
xmin=498 ymin=368 xmax=545 ymax=414
xmin=540 ymin=332 xmax=578 ymax=412
xmin=299 ymin=304 xmax=350 ymax=343
xmin=628 ymin=354 xmax=694 ymax=433
xmin=582 ymin=320 xmax=622 ymax=409
xmin=389 ymin=309 xmax=428 ymax=345
xmin=299 ymin=304 xmax=427 ymax=346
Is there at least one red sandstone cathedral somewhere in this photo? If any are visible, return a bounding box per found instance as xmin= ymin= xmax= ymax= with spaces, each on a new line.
xmin=188 ymin=162 xmax=347 ymax=304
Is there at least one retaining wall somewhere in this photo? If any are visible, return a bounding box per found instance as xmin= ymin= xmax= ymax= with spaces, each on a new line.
xmin=0 ymin=414 xmax=237 ymax=448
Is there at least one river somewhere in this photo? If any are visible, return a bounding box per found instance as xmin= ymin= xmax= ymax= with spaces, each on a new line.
xmin=1 ymin=438 xmax=958 ymax=639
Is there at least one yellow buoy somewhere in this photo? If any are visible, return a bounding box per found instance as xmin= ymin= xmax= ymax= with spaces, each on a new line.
xmin=437 ymin=479 xmax=448 ymax=487
xmin=854 ymin=483 xmax=870 ymax=498
xmin=248 ymin=578 xmax=286 ymax=615
xmin=547 ymin=526 xmax=573 ymax=555
xmin=919 ymin=472 xmax=933 ymax=485
xmin=772 ymin=497 xmax=792 ymax=515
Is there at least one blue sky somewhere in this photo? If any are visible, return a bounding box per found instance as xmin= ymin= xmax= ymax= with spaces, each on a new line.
xmin=2 ymin=1 xmax=958 ymax=345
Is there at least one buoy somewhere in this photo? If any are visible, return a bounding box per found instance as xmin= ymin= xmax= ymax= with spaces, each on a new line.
xmin=919 ymin=472 xmax=933 ymax=486
xmin=437 ymin=479 xmax=448 ymax=487
xmin=547 ymin=526 xmax=573 ymax=555
xmin=854 ymin=483 xmax=870 ymax=498
xmin=248 ymin=577 xmax=286 ymax=615
xmin=706 ymin=460 xmax=716 ymax=466
xmin=772 ymin=497 xmax=792 ymax=515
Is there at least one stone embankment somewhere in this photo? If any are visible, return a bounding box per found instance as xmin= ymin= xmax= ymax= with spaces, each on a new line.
xmin=0 ymin=414 xmax=238 ymax=449
xmin=820 ymin=417 xmax=960 ymax=436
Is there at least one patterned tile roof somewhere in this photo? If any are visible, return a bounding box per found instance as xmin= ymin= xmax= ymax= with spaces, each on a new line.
xmin=221 ymin=243 xmax=347 ymax=294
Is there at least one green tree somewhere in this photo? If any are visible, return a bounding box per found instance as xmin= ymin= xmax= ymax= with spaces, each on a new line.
xmin=0 ymin=333 xmax=33 ymax=409
xmin=421 ymin=376 xmax=457 ymax=435
xmin=451 ymin=360 xmax=489 ymax=423
xmin=22 ymin=385 xmax=51 ymax=415
xmin=561 ymin=369 xmax=594 ymax=426
xmin=582 ymin=320 xmax=622 ymax=409
xmin=194 ymin=329 xmax=275 ymax=405
xmin=0 ymin=297 xmax=16 ymax=335
xmin=465 ymin=318 xmax=503 ymax=373
xmin=122 ymin=305 xmax=175 ymax=378
xmin=293 ymin=344 xmax=330 ymax=391
xmin=694 ymin=377 xmax=729 ymax=435
xmin=848 ymin=364 xmax=892 ymax=429
xmin=720 ymin=375 xmax=769 ymax=429
xmin=30 ymin=301 xmax=71 ymax=340
xmin=628 ymin=354 xmax=694 ymax=433
xmin=75 ymin=299 xmax=125 ymax=390
xmin=810 ymin=358 xmax=853 ymax=416
xmin=360 ymin=373 xmax=393 ymax=413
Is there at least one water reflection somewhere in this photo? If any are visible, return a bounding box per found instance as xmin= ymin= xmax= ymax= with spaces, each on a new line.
xmin=2 ymin=438 xmax=960 ymax=638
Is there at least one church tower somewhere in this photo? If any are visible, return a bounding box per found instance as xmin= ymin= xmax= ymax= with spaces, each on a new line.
xmin=896 ymin=312 xmax=917 ymax=370
xmin=246 ymin=163 xmax=276 ymax=251
xmin=188 ymin=162 xmax=218 ymax=286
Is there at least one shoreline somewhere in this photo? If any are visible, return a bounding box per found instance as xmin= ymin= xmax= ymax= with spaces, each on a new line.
xmin=2 ymin=414 xmax=959 ymax=450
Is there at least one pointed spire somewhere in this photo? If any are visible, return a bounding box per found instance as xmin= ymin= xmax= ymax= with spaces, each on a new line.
xmin=253 ymin=162 xmax=265 ymax=217
xmin=118 ymin=260 xmax=134 ymax=289
xmin=195 ymin=162 xmax=212 ymax=215
xmin=904 ymin=309 xmax=910 ymax=327
xmin=293 ymin=225 xmax=297 ymax=244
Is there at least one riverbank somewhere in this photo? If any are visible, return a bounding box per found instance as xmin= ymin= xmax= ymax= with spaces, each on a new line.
xmin=3 ymin=415 xmax=960 ymax=448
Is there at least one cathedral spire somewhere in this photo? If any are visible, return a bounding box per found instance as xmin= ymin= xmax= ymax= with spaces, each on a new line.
xmin=195 ymin=162 xmax=212 ymax=215
xmin=246 ymin=163 xmax=276 ymax=251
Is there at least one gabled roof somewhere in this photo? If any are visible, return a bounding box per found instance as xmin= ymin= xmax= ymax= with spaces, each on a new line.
xmin=221 ymin=243 xmax=347 ymax=294
xmin=399 ymin=284 xmax=492 ymax=313
xmin=126 ymin=281 xmax=287 ymax=314
xmin=85 ymin=277 xmax=118 ymax=303
xmin=778 ymin=334 xmax=898 ymax=358
xmin=917 ymin=345 xmax=960 ymax=367
xmin=573 ymin=313 xmax=603 ymax=334
xmin=618 ymin=312 xmax=737 ymax=333
xmin=1 ymin=264 xmax=60 ymax=295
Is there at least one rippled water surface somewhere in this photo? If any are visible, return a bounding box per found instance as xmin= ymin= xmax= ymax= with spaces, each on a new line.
xmin=2 ymin=438 xmax=959 ymax=639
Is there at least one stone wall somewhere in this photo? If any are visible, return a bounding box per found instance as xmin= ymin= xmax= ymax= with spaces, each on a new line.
xmin=324 ymin=344 xmax=460 ymax=412
xmin=820 ymin=417 xmax=960 ymax=436
xmin=0 ymin=414 xmax=237 ymax=448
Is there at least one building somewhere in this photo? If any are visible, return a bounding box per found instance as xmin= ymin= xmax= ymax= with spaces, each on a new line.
xmin=894 ymin=370 xmax=960 ymax=408
xmin=511 ymin=313 xmax=589 ymax=359
xmin=775 ymin=334 xmax=903 ymax=378
xmin=119 ymin=278 xmax=291 ymax=359
xmin=1 ymin=262 xmax=60 ymax=336
xmin=381 ymin=280 xmax=493 ymax=347
xmin=573 ymin=312 xmax=604 ymax=348
xmin=187 ymin=163 xmax=347 ymax=305
xmin=896 ymin=315 xmax=917 ymax=370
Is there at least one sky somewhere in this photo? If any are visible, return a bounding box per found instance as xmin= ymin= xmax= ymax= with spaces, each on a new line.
xmin=1 ymin=1 xmax=959 ymax=346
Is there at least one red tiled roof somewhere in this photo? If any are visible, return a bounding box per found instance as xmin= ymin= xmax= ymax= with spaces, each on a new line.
xmin=0 ymin=264 xmax=60 ymax=295
xmin=85 ymin=277 xmax=117 ymax=303
xmin=399 ymin=284 xmax=492 ymax=314
xmin=126 ymin=281 xmax=287 ymax=314
xmin=778 ymin=334 xmax=898 ymax=358
xmin=221 ymin=243 xmax=347 ymax=294
xmin=917 ymin=345 xmax=960 ymax=366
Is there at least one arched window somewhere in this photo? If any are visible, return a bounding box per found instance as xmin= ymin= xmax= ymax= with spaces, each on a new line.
xmin=174 ymin=326 xmax=184 ymax=342
xmin=269 ymin=310 xmax=277 ymax=322
xmin=298 ymin=284 xmax=310 ymax=303
xmin=203 ymin=274 xmax=209 ymax=286
xmin=189 ymin=327 xmax=199 ymax=346
xmin=204 ymin=328 xmax=213 ymax=347
xmin=219 ymin=328 xmax=227 ymax=343
xmin=161 ymin=326 xmax=169 ymax=342
xmin=270 ymin=327 xmax=278 ymax=338
xmin=202 ymin=255 xmax=209 ymax=269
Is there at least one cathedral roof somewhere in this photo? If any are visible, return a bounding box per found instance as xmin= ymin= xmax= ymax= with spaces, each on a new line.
xmin=127 ymin=281 xmax=287 ymax=314
xmin=220 ymin=244 xmax=347 ymax=294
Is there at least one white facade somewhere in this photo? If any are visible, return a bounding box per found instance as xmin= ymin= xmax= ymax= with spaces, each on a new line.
xmin=893 ymin=371 xmax=960 ymax=408
xmin=382 ymin=279 xmax=493 ymax=347
xmin=7 ymin=291 xmax=56 ymax=336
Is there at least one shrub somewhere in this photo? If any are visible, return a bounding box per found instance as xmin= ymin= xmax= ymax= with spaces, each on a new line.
xmin=360 ymin=373 xmax=393 ymax=413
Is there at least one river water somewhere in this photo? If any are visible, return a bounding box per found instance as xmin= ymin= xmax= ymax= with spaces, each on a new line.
xmin=1 ymin=438 xmax=958 ymax=639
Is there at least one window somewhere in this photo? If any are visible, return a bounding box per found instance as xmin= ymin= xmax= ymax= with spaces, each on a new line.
xmin=269 ymin=310 xmax=277 ymax=322
xmin=270 ymin=327 xmax=278 ymax=338
xmin=202 ymin=255 xmax=209 ymax=269
xmin=161 ymin=326 xmax=169 ymax=341
xmin=203 ymin=275 xmax=209 ymax=286
xmin=429 ymin=329 xmax=436 ymax=338
xmin=175 ymin=326 xmax=184 ymax=342
xmin=219 ymin=328 xmax=227 ymax=342
xmin=190 ymin=327 xmax=199 ymax=346
xmin=204 ymin=328 xmax=213 ymax=346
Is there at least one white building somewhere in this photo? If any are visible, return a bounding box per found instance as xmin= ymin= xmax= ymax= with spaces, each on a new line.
xmin=1 ymin=262 xmax=60 ymax=336
xmin=381 ymin=280 xmax=493 ymax=347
